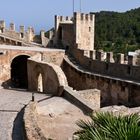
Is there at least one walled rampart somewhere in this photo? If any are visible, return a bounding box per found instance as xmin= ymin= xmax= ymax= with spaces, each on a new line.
xmin=0 ymin=20 xmax=35 ymax=43
xmin=0 ymin=20 xmax=50 ymax=47
xmin=70 ymin=47 xmax=140 ymax=82
xmin=62 ymin=55 xmax=140 ymax=107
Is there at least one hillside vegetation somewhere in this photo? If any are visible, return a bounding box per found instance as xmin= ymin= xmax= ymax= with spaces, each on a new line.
xmin=93 ymin=7 xmax=140 ymax=54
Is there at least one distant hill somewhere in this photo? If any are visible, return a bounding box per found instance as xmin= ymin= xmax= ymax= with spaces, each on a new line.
xmin=92 ymin=7 xmax=140 ymax=53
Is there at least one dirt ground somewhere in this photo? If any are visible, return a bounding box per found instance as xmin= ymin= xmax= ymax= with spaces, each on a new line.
xmin=37 ymin=97 xmax=90 ymax=140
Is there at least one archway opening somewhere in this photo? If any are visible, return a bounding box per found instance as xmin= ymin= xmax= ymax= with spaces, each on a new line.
xmin=37 ymin=73 xmax=43 ymax=93
xmin=11 ymin=55 xmax=30 ymax=88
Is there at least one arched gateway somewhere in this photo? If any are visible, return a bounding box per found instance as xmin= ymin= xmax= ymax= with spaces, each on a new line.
xmin=11 ymin=55 xmax=30 ymax=88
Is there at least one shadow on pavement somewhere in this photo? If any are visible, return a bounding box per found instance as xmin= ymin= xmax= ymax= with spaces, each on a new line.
xmin=37 ymin=96 xmax=53 ymax=103
xmin=12 ymin=106 xmax=26 ymax=140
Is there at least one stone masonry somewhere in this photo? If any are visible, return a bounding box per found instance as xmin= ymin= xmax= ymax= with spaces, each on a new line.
xmin=0 ymin=12 xmax=140 ymax=107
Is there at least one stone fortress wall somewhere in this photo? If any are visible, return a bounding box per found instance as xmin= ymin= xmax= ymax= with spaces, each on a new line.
xmin=54 ymin=12 xmax=140 ymax=107
xmin=54 ymin=12 xmax=140 ymax=82
xmin=70 ymin=47 xmax=140 ymax=82
xmin=0 ymin=20 xmax=52 ymax=47
xmin=53 ymin=12 xmax=95 ymax=51
xmin=73 ymin=13 xmax=95 ymax=51
xmin=54 ymin=15 xmax=74 ymax=48
xmin=0 ymin=12 xmax=140 ymax=107
xmin=15 ymin=12 xmax=140 ymax=140
xmin=0 ymin=20 xmax=34 ymax=45
xmin=62 ymin=55 xmax=140 ymax=107
xmin=54 ymin=12 xmax=140 ymax=80
xmin=0 ymin=46 xmax=65 ymax=88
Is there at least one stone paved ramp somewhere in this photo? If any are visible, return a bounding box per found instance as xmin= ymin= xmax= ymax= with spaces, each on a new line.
xmin=37 ymin=97 xmax=90 ymax=140
xmin=0 ymin=89 xmax=47 ymax=140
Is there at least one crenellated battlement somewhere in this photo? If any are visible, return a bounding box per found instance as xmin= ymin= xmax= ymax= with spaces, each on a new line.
xmin=70 ymin=47 xmax=140 ymax=84
xmin=0 ymin=20 xmax=5 ymax=28
xmin=74 ymin=12 xmax=94 ymax=21
xmin=9 ymin=23 xmax=15 ymax=31
xmin=84 ymin=49 xmax=138 ymax=66
xmin=72 ymin=47 xmax=140 ymax=67
xmin=0 ymin=20 xmax=36 ymax=43
xmin=0 ymin=20 xmax=35 ymax=33
xmin=20 ymin=25 xmax=25 ymax=33
xmin=55 ymin=15 xmax=73 ymax=23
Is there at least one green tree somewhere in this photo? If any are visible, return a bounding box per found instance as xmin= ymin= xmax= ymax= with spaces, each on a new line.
xmin=93 ymin=7 xmax=140 ymax=54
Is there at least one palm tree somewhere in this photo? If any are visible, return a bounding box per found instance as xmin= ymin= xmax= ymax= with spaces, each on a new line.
xmin=74 ymin=112 xmax=140 ymax=140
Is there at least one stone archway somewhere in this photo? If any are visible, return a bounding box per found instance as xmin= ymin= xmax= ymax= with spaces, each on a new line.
xmin=37 ymin=73 xmax=43 ymax=93
xmin=11 ymin=55 xmax=30 ymax=88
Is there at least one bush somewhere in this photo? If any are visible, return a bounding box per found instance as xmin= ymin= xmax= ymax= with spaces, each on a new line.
xmin=75 ymin=112 xmax=140 ymax=140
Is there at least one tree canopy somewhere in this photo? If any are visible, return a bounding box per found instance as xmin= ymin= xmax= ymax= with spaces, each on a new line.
xmin=92 ymin=7 xmax=140 ymax=54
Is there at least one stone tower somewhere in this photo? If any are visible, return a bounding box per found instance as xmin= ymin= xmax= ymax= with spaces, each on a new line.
xmin=54 ymin=15 xmax=73 ymax=48
xmin=54 ymin=12 xmax=95 ymax=51
xmin=74 ymin=12 xmax=95 ymax=51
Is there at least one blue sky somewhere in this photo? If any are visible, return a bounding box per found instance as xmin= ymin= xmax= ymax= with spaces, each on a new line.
xmin=0 ymin=0 xmax=140 ymax=33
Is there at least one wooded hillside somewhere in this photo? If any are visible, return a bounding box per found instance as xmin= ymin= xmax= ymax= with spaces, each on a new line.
xmin=93 ymin=7 xmax=140 ymax=54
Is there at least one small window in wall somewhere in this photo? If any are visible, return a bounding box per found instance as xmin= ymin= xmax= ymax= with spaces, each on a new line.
xmin=20 ymin=33 xmax=24 ymax=38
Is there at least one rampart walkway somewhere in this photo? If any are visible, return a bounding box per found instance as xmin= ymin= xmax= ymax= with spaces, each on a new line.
xmin=0 ymin=45 xmax=64 ymax=52
xmin=64 ymin=55 xmax=140 ymax=86
xmin=0 ymin=33 xmax=42 ymax=47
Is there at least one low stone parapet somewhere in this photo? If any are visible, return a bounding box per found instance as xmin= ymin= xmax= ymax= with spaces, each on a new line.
xmin=78 ymin=89 xmax=100 ymax=109
xmin=23 ymin=102 xmax=47 ymax=140
xmin=63 ymin=86 xmax=100 ymax=114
